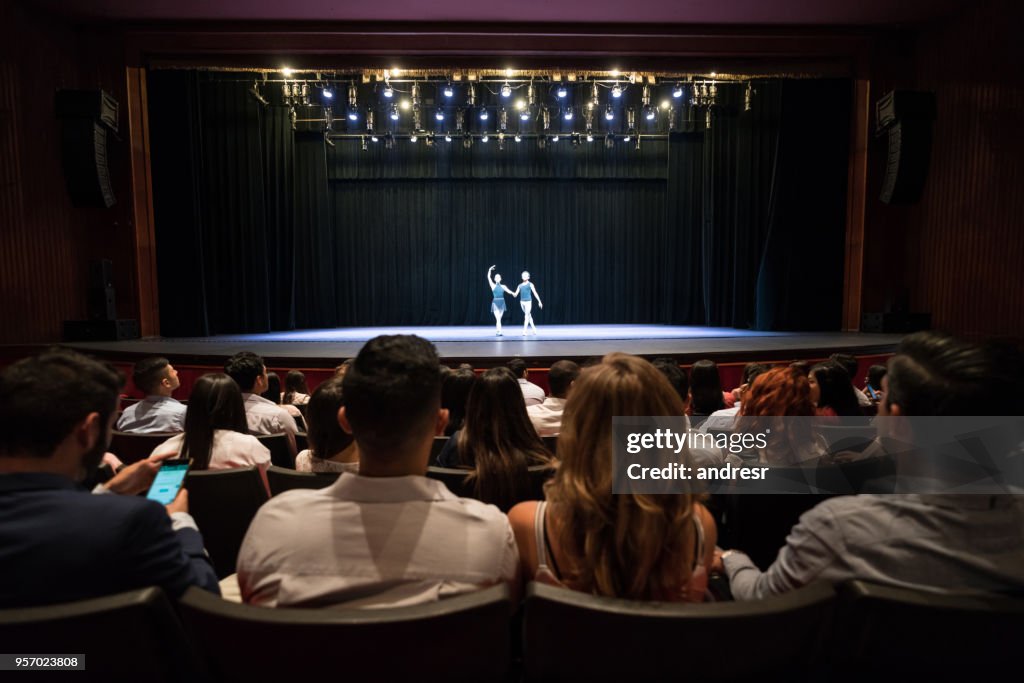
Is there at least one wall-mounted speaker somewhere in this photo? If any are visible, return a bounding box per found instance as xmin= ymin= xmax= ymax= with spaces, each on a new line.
xmin=56 ymin=89 xmax=119 ymax=208
xmin=876 ymin=91 xmax=936 ymax=205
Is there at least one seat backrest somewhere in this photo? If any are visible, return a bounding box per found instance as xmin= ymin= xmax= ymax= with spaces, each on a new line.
xmin=818 ymin=424 xmax=877 ymax=453
xmin=0 ymin=587 xmax=202 ymax=682
xmin=833 ymin=580 xmax=1024 ymax=678
xmin=178 ymin=584 xmax=511 ymax=681
xmin=523 ymin=581 xmax=836 ymax=681
xmin=425 ymin=465 xmax=473 ymax=497
xmin=109 ymin=430 xmax=180 ymax=464
xmin=266 ymin=465 xmax=339 ymax=496
xmin=429 ymin=436 xmax=449 ymax=464
xmin=813 ymin=454 xmax=896 ymax=494
xmin=185 ymin=467 xmax=268 ymax=578
xmin=257 ymin=433 xmax=293 ymax=469
xmin=527 ymin=465 xmax=555 ymax=500
xmin=541 ymin=435 xmax=558 ymax=455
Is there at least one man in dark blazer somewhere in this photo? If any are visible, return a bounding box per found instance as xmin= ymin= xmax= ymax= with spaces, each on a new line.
xmin=0 ymin=348 xmax=220 ymax=608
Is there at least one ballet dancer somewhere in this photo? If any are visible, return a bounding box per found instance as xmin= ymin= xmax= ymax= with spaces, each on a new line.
xmin=513 ymin=271 xmax=543 ymax=335
xmin=487 ymin=265 xmax=516 ymax=336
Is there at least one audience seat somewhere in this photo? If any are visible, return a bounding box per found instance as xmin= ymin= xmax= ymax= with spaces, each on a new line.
xmin=831 ymin=580 xmax=1024 ymax=679
xmin=813 ymin=454 xmax=896 ymax=494
xmin=817 ymin=424 xmax=877 ymax=453
xmin=426 ymin=465 xmax=473 ymax=497
xmin=429 ymin=436 xmax=449 ymax=465
xmin=295 ymin=432 xmax=308 ymax=454
xmin=0 ymin=587 xmax=201 ymax=682
xmin=185 ymin=467 xmax=268 ymax=578
xmin=177 ymin=583 xmax=512 ymax=681
xmin=266 ymin=465 xmax=339 ymax=496
xmin=523 ymin=581 xmax=836 ymax=681
xmin=257 ymin=433 xmax=293 ymax=469
xmin=109 ymin=430 xmax=179 ymax=464
xmin=541 ymin=435 xmax=558 ymax=455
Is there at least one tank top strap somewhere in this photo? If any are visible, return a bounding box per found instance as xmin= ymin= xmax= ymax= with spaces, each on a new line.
xmin=533 ymin=500 xmax=550 ymax=570
xmin=691 ymin=511 xmax=706 ymax=572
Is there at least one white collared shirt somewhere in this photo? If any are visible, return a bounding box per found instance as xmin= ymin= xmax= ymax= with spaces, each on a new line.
xmin=150 ymin=429 xmax=271 ymax=474
xmin=527 ymin=396 xmax=567 ymax=436
xmin=517 ymin=379 xmax=546 ymax=406
xmin=237 ymin=473 xmax=519 ymax=608
xmin=242 ymin=393 xmax=299 ymax=436
xmin=116 ymin=395 xmax=187 ymax=433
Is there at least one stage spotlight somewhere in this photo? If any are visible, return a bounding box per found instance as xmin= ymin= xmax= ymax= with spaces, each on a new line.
xmin=520 ymin=109 xmax=531 ymax=121
xmin=347 ymin=109 xmax=358 ymax=122
xmin=514 ymin=133 xmax=522 ymax=142
xmin=389 ymin=104 xmax=400 ymax=120
xmin=479 ymin=108 xmax=489 ymax=121
xmin=673 ymin=83 xmax=683 ymax=98
xmin=551 ymin=134 xmax=560 ymax=142
xmin=445 ymin=132 xmax=453 ymax=142
xmin=586 ymin=133 xmax=594 ymax=143
xmin=322 ymin=86 xmax=334 ymax=100
xmin=435 ymin=108 xmax=445 ymax=121
xmin=463 ymin=133 xmax=473 ymax=149
xmin=383 ymin=84 xmax=394 ymax=98
xmin=501 ymin=82 xmax=512 ymax=98
xmin=605 ymin=133 xmax=614 ymax=149
xmin=410 ymin=133 xmax=418 ymax=143
xmin=249 ymin=82 xmax=269 ymax=106
xmin=537 ymin=135 xmax=546 ymax=149
xmin=371 ymin=134 xmax=379 ymax=142
xmin=384 ymin=132 xmax=395 ymax=149
xmin=624 ymin=127 xmax=636 ymax=142
xmin=498 ymin=135 xmax=505 ymax=151
xmin=644 ymin=105 xmax=656 ymax=121
xmin=611 ymin=84 xmax=622 ymax=98
xmin=282 ymin=67 xmax=294 ymax=77
xmin=604 ymin=105 xmax=614 ymax=121
xmin=563 ymin=107 xmax=574 ymax=121
xmin=571 ymin=134 xmax=581 ymax=148
xmin=481 ymin=133 xmax=489 ymax=143
xmin=556 ymin=84 xmax=568 ymax=99
xmin=444 ymin=82 xmax=454 ymax=98
xmin=361 ymin=137 xmax=368 ymax=151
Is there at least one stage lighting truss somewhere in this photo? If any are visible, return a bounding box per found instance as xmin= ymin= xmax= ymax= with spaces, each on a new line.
xmin=261 ymin=68 xmax=754 ymax=147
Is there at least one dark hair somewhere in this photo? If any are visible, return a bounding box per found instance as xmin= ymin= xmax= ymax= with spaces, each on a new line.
xmin=548 ymin=360 xmax=581 ymax=399
xmin=458 ymin=367 xmax=552 ymax=511
xmin=342 ymin=335 xmax=442 ymax=456
xmin=0 ymin=348 xmax=122 ymax=459
xmin=132 ymin=357 xmax=171 ymax=395
xmin=886 ymin=331 xmax=1012 ymax=416
xmin=651 ymin=358 xmax=689 ymax=405
xmin=828 ymin=353 xmax=859 ymax=382
xmin=181 ymin=374 xmax=249 ymax=470
xmin=225 ymin=351 xmax=265 ymax=393
xmin=743 ymin=363 xmax=771 ymax=385
xmin=867 ymin=364 xmax=887 ymax=390
xmin=261 ymin=372 xmax=282 ymax=404
xmin=334 ymin=359 xmax=352 ymax=377
xmin=305 ymin=376 xmax=353 ymax=459
xmin=810 ymin=362 xmax=862 ymax=416
xmin=689 ymin=360 xmax=725 ymax=416
xmin=506 ymin=358 xmax=528 ymax=379
xmin=789 ymin=361 xmax=812 ymax=377
xmin=283 ymin=370 xmax=310 ymax=405
xmin=442 ymin=368 xmax=478 ymax=436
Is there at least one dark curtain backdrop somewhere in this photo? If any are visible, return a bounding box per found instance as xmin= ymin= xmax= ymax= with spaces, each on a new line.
xmin=148 ymin=72 xmax=850 ymax=335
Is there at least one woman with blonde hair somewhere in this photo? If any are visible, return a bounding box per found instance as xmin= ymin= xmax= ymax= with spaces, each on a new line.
xmin=509 ymin=353 xmax=716 ymax=602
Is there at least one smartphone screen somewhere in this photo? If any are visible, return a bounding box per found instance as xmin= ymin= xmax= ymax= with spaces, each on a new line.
xmin=866 ymin=384 xmax=879 ymax=401
xmin=146 ymin=460 xmax=190 ymax=505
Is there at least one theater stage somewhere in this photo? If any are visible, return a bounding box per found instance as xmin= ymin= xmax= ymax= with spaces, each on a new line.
xmin=64 ymin=325 xmax=903 ymax=368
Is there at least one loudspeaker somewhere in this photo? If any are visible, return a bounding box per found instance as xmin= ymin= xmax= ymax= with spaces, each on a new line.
xmin=87 ymin=259 xmax=116 ymax=321
xmin=63 ymin=319 xmax=140 ymax=342
xmin=876 ymin=91 xmax=936 ymax=206
xmin=56 ymin=89 xmax=118 ymax=209
xmin=861 ymin=312 xmax=932 ymax=333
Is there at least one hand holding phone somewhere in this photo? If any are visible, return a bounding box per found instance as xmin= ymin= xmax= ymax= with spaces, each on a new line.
xmin=146 ymin=458 xmax=191 ymax=506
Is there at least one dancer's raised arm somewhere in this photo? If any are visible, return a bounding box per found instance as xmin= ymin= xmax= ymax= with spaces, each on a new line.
xmin=487 ymin=265 xmax=497 ymax=289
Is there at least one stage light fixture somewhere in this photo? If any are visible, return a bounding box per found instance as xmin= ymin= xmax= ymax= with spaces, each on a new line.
xmin=411 ymin=83 xmax=421 ymax=108
xmin=537 ymin=135 xmax=546 ymax=149
xmin=498 ymin=133 xmax=506 ymax=151
xmin=463 ymin=133 xmax=473 ymax=149
xmin=706 ymin=108 xmax=712 ymax=130
xmin=604 ymin=105 xmax=614 ymax=121
xmin=591 ymin=81 xmax=599 ymax=108
xmin=623 ymin=130 xmax=633 ymax=142
xmin=479 ymin=108 xmax=489 ymax=121
xmin=586 ymin=133 xmax=594 ymax=142
xmin=499 ymin=108 xmax=508 ymax=131
xmin=322 ymin=86 xmax=334 ymax=100
xmin=361 ymin=137 xmax=368 ymax=151
xmin=348 ymin=109 xmax=358 ymax=122
xmin=551 ymin=134 xmax=560 ymax=142
xmin=644 ymin=105 xmax=656 ymax=121
xmin=515 ymin=133 xmax=522 ymax=143
xmin=501 ymin=82 xmax=512 ymax=98
xmin=435 ymin=108 xmax=445 ymax=121
xmin=556 ymin=84 xmax=568 ymax=98
xmin=410 ymin=133 xmax=418 ymax=143
xmin=611 ymin=84 xmax=622 ymax=98
xmin=282 ymin=83 xmax=292 ymax=99
xmin=563 ymin=107 xmax=574 ymax=121
xmin=389 ymin=104 xmax=400 ymax=120
xmin=520 ymin=109 xmax=531 ymax=121
xmin=467 ymin=84 xmax=476 ymax=107
xmin=445 ymin=132 xmax=453 ymax=142
xmin=605 ymin=133 xmax=614 ymax=149
xmin=249 ymin=82 xmax=269 ymax=106
xmin=383 ymin=84 xmax=394 ymax=98
xmin=744 ymin=82 xmax=753 ymax=112
xmin=541 ymin=107 xmax=551 ymax=131
xmin=400 ymin=99 xmax=411 ymax=110
xmin=384 ymin=132 xmax=395 ymax=149
xmin=482 ymin=133 xmax=489 ymax=143
xmin=371 ymin=134 xmax=379 ymax=142
xmin=444 ymin=82 xmax=454 ymax=98
xmin=515 ymin=99 xmax=526 ymax=111
xmin=282 ymin=67 xmax=294 ymax=77
xmin=366 ymin=110 xmax=375 ymax=132
xmin=673 ymin=83 xmax=683 ymax=98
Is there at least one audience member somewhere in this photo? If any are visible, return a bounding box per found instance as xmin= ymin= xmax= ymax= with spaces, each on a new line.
xmin=700 ymin=363 xmax=770 ymax=433
xmin=116 ymin=356 xmax=186 ymax=433
xmin=689 ymin=359 xmax=727 ymax=423
xmin=438 ymin=367 xmax=553 ymax=511
xmin=717 ymin=331 xmax=1024 ymax=599
xmin=151 ymin=373 xmax=271 ymax=493
xmin=650 ymin=357 xmax=689 ymax=406
xmin=295 ymin=376 xmax=358 ymax=474
xmin=789 ymin=360 xmax=811 ymax=376
xmin=865 ymin=363 xmax=887 ymax=401
xmin=334 ymin=359 xmax=352 ymax=377
xmin=0 ymin=349 xmax=219 ymax=607
xmin=738 ymin=367 xmax=824 ymax=464
xmin=237 ymin=335 xmax=519 ymax=608
xmin=830 ymin=352 xmax=872 ymax=407
xmin=283 ymin=370 xmax=311 ymax=406
xmin=225 ymin=351 xmax=298 ymax=455
xmin=808 ymin=362 xmax=863 ymax=417
xmin=262 ymin=371 xmax=302 ymax=419
xmin=510 ymin=353 xmax=717 ymax=602
xmin=507 ymin=358 xmax=545 ymax=406
xmin=442 ymin=367 xmax=478 ymax=436
xmin=527 ymin=360 xmax=580 ymax=437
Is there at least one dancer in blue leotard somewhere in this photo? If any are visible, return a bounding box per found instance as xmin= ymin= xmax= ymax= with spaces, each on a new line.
xmin=487 ymin=265 xmax=516 ymax=336
xmin=513 ymin=271 xmax=544 ymax=335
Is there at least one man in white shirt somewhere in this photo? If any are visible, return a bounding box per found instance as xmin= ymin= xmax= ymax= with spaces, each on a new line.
xmin=116 ymin=357 xmax=186 ymax=433
xmin=238 ymin=335 xmax=519 ymax=608
xmin=830 ymin=353 xmax=873 ymax=408
xmin=225 ymin=352 xmax=298 ymax=456
xmin=527 ymin=360 xmax=579 ymax=436
xmin=700 ymin=363 xmax=770 ymax=433
xmin=508 ymin=358 xmax=545 ymax=406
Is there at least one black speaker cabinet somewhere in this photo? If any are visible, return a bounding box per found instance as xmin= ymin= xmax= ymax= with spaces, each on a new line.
xmin=876 ymin=91 xmax=936 ymax=206
xmin=861 ymin=312 xmax=932 ymax=333
xmin=56 ymin=89 xmax=119 ymax=209
xmin=63 ymin=319 xmax=140 ymax=342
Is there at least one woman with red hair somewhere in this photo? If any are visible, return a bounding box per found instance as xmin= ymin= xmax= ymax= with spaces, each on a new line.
xmin=739 ymin=367 xmax=825 ymax=465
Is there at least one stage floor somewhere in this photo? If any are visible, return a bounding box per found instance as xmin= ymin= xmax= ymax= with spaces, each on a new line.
xmin=65 ymin=324 xmax=904 ymax=366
